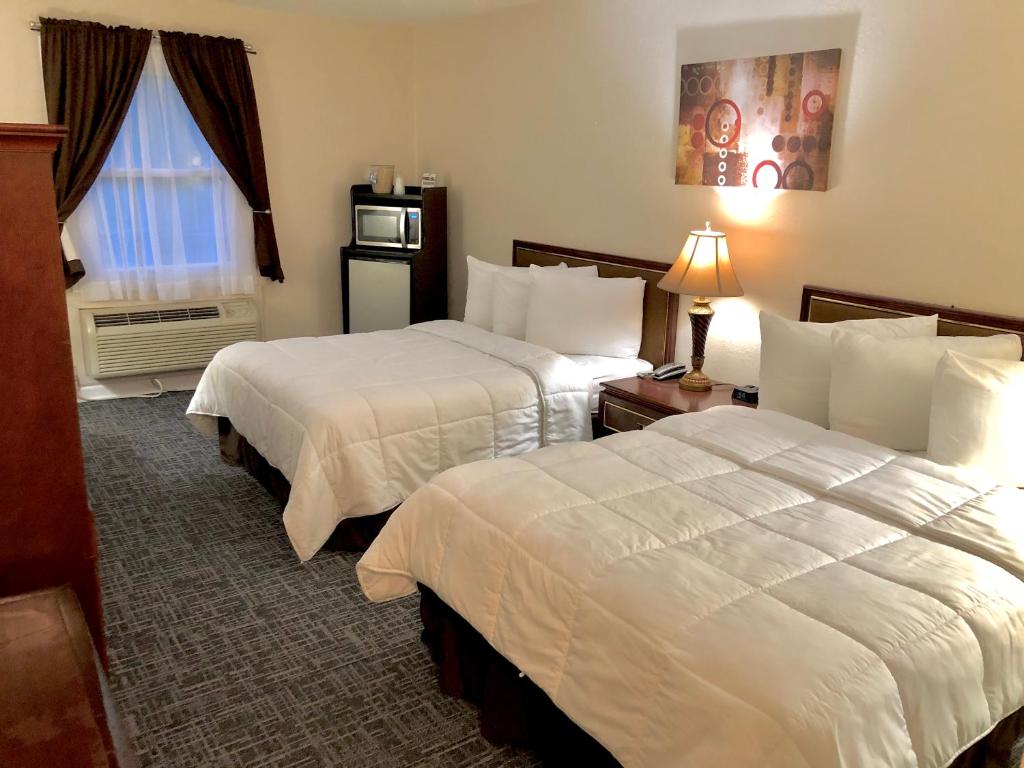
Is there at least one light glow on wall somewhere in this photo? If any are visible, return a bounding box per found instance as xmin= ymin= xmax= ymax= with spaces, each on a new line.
xmin=713 ymin=183 xmax=781 ymax=226
xmin=708 ymin=295 xmax=761 ymax=345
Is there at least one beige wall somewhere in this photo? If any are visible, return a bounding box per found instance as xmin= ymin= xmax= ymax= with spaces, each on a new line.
xmin=4 ymin=0 xmax=1024 ymax=389
xmin=414 ymin=0 xmax=1024 ymax=384
xmin=0 ymin=0 xmax=416 ymax=388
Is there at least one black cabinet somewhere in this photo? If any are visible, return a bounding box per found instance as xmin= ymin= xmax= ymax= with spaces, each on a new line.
xmin=341 ymin=185 xmax=447 ymax=333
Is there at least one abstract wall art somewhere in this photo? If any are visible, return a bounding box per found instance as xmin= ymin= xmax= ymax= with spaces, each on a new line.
xmin=675 ymin=48 xmax=841 ymax=191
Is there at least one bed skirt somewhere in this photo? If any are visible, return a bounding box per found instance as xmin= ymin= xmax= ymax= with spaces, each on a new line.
xmin=418 ymin=584 xmax=617 ymax=765
xmin=217 ymin=417 xmax=393 ymax=551
xmin=417 ymin=585 xmax=1023 ymax=767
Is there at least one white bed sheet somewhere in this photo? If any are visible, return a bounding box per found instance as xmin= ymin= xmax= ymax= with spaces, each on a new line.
xmin=187 ymin=321 xmax=592 ymax=560
xmin=563 ymin=354 xmax=653 ymax=410
xmin=359 ymin=406 xmax=1024 ymax=768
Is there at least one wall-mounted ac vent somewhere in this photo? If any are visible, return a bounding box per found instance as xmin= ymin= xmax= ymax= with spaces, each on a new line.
xmin=92 ymin=305 xmax=221 ymax=328
xmin=81 ymin=298 xmax=259 ymax=379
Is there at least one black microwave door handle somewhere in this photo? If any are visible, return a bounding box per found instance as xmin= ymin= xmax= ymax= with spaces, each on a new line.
xmin=401 ymin=208 xmax=408 ymax=249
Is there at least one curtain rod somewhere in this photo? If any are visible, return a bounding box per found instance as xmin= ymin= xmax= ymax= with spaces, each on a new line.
xmin=28 ymin=20 xmax=257 ymax=55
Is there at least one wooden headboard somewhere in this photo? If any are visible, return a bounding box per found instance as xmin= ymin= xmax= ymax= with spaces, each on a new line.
xmin=801 ymin=285 xmax=1024 ymax=358
xmin=513 ymin=240 xmax=678 ymax=367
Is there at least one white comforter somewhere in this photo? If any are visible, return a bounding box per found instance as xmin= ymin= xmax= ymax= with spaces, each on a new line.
xmin=187 ymin=321 xmax=592 ymax=560
xmin=358 ymin=406 xmax=1024 ymax=768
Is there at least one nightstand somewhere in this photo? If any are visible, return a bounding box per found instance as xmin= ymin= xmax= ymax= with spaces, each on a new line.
xmin=597 ymin=377 xmax=754 ymax=435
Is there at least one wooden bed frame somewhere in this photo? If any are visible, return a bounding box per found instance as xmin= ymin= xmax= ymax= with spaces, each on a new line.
xmin=802 ymin=285 xmax=1024 ymax=355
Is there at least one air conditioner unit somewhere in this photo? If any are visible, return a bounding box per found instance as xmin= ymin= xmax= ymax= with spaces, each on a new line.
xmin=80 ymin=298 xmax=259 ymax=379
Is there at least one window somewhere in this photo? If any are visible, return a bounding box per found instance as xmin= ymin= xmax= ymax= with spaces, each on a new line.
xmin=67 ymin=46 xmax=256 ymax=302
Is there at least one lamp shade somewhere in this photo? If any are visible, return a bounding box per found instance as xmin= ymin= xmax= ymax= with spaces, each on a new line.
xmin=657 ymin=222 xmax=743 ymax=298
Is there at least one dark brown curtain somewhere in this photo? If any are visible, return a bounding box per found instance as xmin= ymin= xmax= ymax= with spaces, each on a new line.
xmin=159 ymin=32 xmax=284 ymax=282
xmin=40 ymin=18 xmax=151 ymax=289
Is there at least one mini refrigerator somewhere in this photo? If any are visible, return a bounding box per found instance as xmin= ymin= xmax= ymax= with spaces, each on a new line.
xmin=341 ymin=185 xmax=447 ymax=334
xmin=343 ymin=252 xmax=412 ymax=333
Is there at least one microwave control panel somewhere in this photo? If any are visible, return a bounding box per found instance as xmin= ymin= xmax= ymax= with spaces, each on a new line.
xmin=408 ymin=209 xmax=421 ymax=247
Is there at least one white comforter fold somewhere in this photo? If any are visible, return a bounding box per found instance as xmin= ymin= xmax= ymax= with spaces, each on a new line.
xmin=358 ymin=406 xmax=1024 ymax=768
xmin=187 ymin=321 xmax=592 ymax=560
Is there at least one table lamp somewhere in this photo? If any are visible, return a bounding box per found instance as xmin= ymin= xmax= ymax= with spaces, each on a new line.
xmin=657 ymin=222 xmax=743 ymax=391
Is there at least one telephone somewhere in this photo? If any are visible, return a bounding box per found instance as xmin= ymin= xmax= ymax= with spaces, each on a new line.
xmin=647 ymin=363 xmax=688 ymax=381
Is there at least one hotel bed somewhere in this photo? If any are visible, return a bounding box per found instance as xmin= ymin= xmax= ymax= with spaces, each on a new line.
xmin=187 ymin=241 xmax=677 ymax=560
xmin=357 ymin=287 xmax=1024 ymax=768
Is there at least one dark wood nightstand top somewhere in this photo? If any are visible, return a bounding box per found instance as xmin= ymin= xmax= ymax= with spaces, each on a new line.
xmin=600 ymin=376 xmax=754 ymax=416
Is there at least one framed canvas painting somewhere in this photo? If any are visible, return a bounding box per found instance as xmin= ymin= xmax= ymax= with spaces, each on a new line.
xmin=676 ymin=48 xmax=841 ymax=191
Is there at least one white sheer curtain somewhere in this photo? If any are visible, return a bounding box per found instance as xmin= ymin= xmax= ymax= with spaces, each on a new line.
xmin=66 ymin=45 xmax=256 ymax=302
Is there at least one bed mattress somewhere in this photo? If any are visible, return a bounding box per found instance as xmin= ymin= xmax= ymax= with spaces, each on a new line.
xmin=359 ymin=406 xmax=1024 ymax=768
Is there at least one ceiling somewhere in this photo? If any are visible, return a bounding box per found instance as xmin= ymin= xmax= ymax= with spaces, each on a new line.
xmin=227 ymin=0 xmax=540 ymax=23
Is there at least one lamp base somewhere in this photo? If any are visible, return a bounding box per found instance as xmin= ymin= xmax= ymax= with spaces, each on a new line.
xmin=681 ymin=297 xmax=714 ymax=392
xmin=678 ymin=364 xmax=712 ymax=392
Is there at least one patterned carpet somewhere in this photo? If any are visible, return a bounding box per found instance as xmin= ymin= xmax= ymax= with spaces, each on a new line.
xmin=79 ymin=391 xmax=538 ymax=767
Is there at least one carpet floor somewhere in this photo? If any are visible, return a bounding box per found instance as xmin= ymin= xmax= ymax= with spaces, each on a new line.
xmin=79 ymin=391 xmax=539 ymax=767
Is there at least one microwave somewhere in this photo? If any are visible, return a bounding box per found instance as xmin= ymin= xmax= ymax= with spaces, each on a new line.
xmin=354 ymin=204 xmax=421 ymax=250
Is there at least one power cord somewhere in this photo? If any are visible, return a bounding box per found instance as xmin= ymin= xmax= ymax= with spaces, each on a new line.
xmin=138 ymin=378 xmax=166 ymax=399
xmin=76 ymin=377 xmax=166 ymax=401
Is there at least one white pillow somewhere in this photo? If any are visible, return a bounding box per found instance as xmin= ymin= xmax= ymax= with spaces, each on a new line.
xmin=758 ymin=312 xmax=938 ymax=427
xmin=492 ymin=263 xmax=598 ymax=340
xmin=928 ymin=350 xmax=1024 ymax=487
xmin=463 ymin=255 xmax=500 ymax=330
xmin=829 ymin=331 xmax=1023 ymax=451
xmin=525 ymin=270 xmax=645 ymax=357
xmin=464 ymin=257 xmax=576 ymax=331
